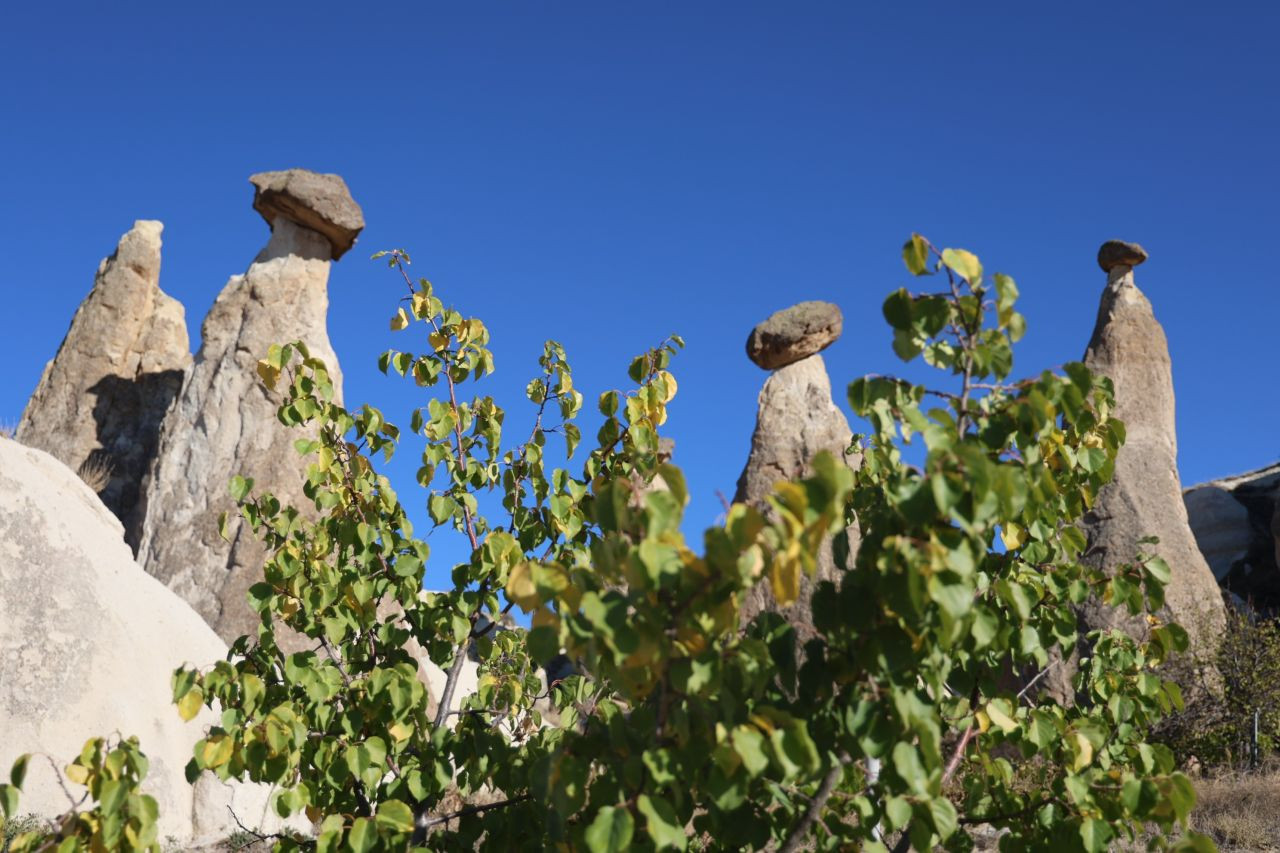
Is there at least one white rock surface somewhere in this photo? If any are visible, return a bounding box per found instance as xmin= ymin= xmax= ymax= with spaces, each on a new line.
xmin=0 ymin=437 xmax=285 ymax=844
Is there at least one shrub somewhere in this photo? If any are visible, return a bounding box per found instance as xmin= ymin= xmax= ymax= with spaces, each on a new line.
xmin=2 ymin=237 xmax=1218 ymax=852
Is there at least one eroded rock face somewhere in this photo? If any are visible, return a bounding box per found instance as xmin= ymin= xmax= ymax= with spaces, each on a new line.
xmin=250 ymin=169 xmax=365 ymax=260
xmin=735 ymin=354 xmax=859 ymax=642
xmin=137 ymin=185 xmax=350 ymax=646
xmin=16 ymin=221 xmax=190 ymax=549
xmin=0 ymin=438 xmax=287 ymax=844
xmin=1050 ymin=255 xmax=1225 ymax=697
xmin=746 ymin=301 xmax=842 ymax=370
xmin=1184 ymin=464 xmax=1280 ymax=608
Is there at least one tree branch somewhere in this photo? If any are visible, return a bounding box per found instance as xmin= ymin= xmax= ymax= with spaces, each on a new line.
xmin=779 ymin=758 xmax=846 ymax=853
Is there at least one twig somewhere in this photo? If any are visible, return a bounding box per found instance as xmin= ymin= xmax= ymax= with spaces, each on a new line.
xmin=779 ymin=757 xmax=847 ymax=853
xmin=418 ymin=793 xmax=532 ymax=830
xmin=1016 ymin=660 xmax=1060 ymax=704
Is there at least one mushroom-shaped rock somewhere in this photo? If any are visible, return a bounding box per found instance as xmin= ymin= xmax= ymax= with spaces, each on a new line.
xmin=746 ymin=301 xmax=842 ymax=370
xmin=249 ymin=169 xmax=365 ymax=260
xmin=1096 ymin=239 xmax=1148 ymax=272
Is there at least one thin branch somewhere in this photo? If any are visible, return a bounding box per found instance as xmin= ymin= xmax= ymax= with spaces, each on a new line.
xmin=418 ymin=793 xmax=532 ymax=830
xmin=779 ymin=757 xmax=847 ymax=853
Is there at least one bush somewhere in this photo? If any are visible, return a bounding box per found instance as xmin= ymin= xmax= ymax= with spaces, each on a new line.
xmin=1157 ymin=608 xmax=1280 ymax=771
xmin=2 ymin=237 xmax=1219 ymax=852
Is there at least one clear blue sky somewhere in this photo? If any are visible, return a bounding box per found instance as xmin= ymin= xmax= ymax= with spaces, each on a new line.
xmin=3 ymin=3 xmax=1276 ymax=585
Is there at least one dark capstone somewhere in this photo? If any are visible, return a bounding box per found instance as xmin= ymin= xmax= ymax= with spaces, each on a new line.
xmin=1097 ymin=239 xmax=1148 ymax=272
xmin=745 ymin=301 xmax=842 ymax=370
xmin=249 ymin=169 xmax=365 ymax=261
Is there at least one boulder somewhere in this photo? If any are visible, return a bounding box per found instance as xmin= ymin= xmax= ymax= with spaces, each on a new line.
xmin=1048 ymin=247 xmax=1225 ymax=697
xmin=16 ymin=221 xmax=190 ymax=550
xmin=745 ymin=301 xmax=842 ymax=370
xmin=1184 ymin=464 xmax=1280 ymax=608
xmin=0 ymin=437 xmax=287 ymax=844
xmin=249 ymin=169 xmax=365 ymax=260
xmin=137 ymin=171 xmax=355 ymax=647
xmin=735 ymin=353 xmax=859 ymax=643
xmin=1096 ymin=239 xmax=1149 ymax=272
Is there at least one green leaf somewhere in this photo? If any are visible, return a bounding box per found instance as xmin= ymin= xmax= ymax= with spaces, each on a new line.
xmin=1079 ymin=818 xmax=1113 ymax=852
xmin=375 ymin=799 xmax=415 ymax=833
xmin=882 ymin=289 xmax=913 ymax=331
xmin=731 ymin=726 xmax=770 ymax=777
xmin=585 ymin=805 xmax=635 ymax=853
xmin=637 ymin=794 xmax=687 ymax=851
xmin=348 ymin=816 xmax=376 ymax=853
xmin=0 ymin=784 xmax=17 ymax=819
xmin=228 ymin=475 xmax=254 ymax=503
xmin=9 ymin=755 xmax=29 ymax=790
xmin=902 ymin=233 xmax=931 ymax=276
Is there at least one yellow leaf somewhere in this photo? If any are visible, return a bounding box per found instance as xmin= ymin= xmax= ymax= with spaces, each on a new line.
xmin=429 ymin=331 xmax=450 ymax=352
xmin=505 ymin=562 xmax=539 ymax=612
xmin=64 ymin=763 xmax=90 ymax=785
xmin=390 ymin=308 xmax=410 ymax=331
xmin=256 ymin=359 xmax=281 ymax=390
xmin=985 ymin=699 xmax=1018 ymax=734
xmin=941 ymin=247 xmax=983 ymax=285
xmin=1000 ymin=523 xmax=1026 ymax=551
xmin=657 ymin=370 xmax=678 ymax=403
xmin=769 ymin=553 xmax=802 ymax=607
xmin=411 ymin=292 xmax=430 ymax=318
xmin=975 ymin=710 xmax=991 ymax=734
xmin=201 ymin=735 xmax=234 ymax=769
xmin=177 ymin=688 xmax=204 ymax=722
xmin=1072 ymin=731 xmax=1094 ymax=771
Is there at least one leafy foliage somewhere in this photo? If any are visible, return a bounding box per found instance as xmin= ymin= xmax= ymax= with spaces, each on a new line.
xmin=4 ymin=238 xmax=1220 ymax=851
xmin=1157 ymin=608 xmax=1280 ymax=771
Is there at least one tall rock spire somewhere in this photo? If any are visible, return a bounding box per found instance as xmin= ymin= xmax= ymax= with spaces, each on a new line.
xmin=735 ymin=301 xmax=859 ymax=643
xmin=1049 ymin=240 xmax=1225 ymax=697
xmin=17 ymin=221 xmax=191 ymax=548
xmin=136 ymin=170 xmax=364 ymax=646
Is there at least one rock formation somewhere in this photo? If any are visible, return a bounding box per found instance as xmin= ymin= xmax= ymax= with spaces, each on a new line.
xmin=745 ymin=300 xmax=842 ymax=370
xmin=136 ymin=170 xmax=364 ymax=646
xmin=0 ymin=437 xmax=288 ymax=844
xmin=1049 ymin=242 xmax=1225 ymax=696
xmin=1185 ymin=463 xmax=1280 ymax=608
xmin=16 ymin=221 xmax=190 ymax=549
xmin=736 ymin=302 xmax=859 ymax=643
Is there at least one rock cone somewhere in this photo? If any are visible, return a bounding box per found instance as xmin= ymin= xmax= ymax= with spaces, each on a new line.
xmin=137 ymin=171 xmax=355 ymax=646
xmin=16 ymin=221 xmax=190 ymax=550
xmin=735 ymin=351 xmax=859 ymax=643
xmin=1048 ymin=247 xmax=1225 ymax=697
xmin=0 ymin=438 xmax=286 ymax=844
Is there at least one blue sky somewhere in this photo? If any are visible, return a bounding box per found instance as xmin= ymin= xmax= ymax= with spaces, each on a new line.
xmin=3 ymin=3 xmax=1277 ymax=584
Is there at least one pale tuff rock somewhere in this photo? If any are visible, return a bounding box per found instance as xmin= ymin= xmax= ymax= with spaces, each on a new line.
xmin=249 ymin=169 xmax=365 ymax=260
xmin=745 ymin=301 xmax=843 ymax=370
xmin=0 ymin=438 xmax=290 ymax=844
xmin=138 ymin=175 xmax=351 ymax=647
xmin=735 ymin=353 xmax=860 ymax=643
xmin=1047 ymin=245 xmax=1225 ymax=697
xmin=1184 ymin=463 xmax=1280 ymax=608
xmin=16 ymin=221 xmax=190 ymax=550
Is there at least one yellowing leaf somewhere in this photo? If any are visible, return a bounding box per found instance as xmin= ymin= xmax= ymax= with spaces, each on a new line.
xmin=177 ymin=688 xmax=203 ymax=722
xmin=1000 ymin=523 xmax=1026 ymax=551
xmin=388 ymin=722 xmax=412 ymax=743
xmin=657 ymin=370 xmax=678 ymax=403
xmin=985 ymin=699 xmax=1018 ymax=733
xmin=1072 ymin=731 xmax=1094 ymax=771
xmin=64 ymin=763 xmax=90 ymax=785
xmin=390 ymin=308 xmax=410 ymax=331
xmin=429 ymin=331 xmax=450 ymax=352
xmin=256 ymin=359 xmax=281 ymax=390
xmin=505 ymin=562 xmax=539 ymax=611
xmin=769 ymin=553 xmax=802 ymax=607
xmin=975 ymin=710 xmax=991 ymax=734
xmin=941 ymin=248 xmax=983 ymax=285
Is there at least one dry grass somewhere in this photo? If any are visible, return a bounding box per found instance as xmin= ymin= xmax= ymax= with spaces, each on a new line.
xmin=1190 ymin=769 xmax=1280 ymax=850
xmin=76 ymin=453 xmax=114 ymax=493
xmin=0 ymin=419 xmax=17 ymax=440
